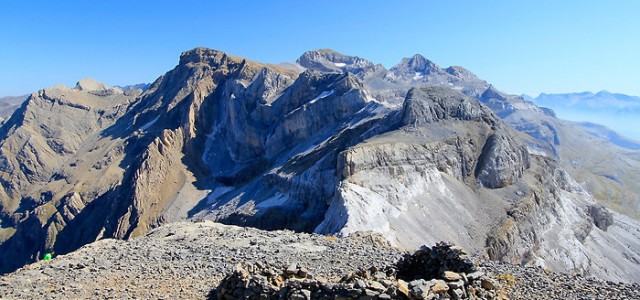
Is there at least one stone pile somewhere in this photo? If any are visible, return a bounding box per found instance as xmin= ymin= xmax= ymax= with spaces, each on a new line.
xmin=211 ymin=242 xmax=503 ymax=300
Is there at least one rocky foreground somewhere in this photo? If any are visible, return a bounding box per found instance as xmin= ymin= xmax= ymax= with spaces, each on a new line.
xmin=0 ymin=221 xmax=638 ymax=300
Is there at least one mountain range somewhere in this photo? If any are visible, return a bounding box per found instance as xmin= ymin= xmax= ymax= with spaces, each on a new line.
xmin=1 ymin=48 xmax=639 ymax=283
xmin=527 ymin=91 xmax=640 ymax=143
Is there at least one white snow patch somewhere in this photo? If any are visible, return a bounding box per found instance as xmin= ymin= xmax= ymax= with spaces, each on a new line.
xmin=334 ymin=62 xmax=347 ymax=67
xmin=527 ymin=146 xmax=548 ymax=157
xmin=139 ymin=116 xmax=159 ymax=131
xmin=309 ymin=90 xmax=334 ymax=104
xmin=256 ymin=193 xmax=289 ymax=209
xmin=413 ymin=72 xmax=424 ymax=80
xmin=206 ymin=186 xmax=234 ymax=205
xmin=384 ymin=73 xmax=397 ymax=80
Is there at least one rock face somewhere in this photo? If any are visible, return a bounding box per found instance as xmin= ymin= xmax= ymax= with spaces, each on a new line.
xmin=1 ymin=47 xmax=640 ymax=285
xmin=475 ymin=132 xmax=530 ymax=189
xmin=297 ymin=49 xmax=378 ymax=75
xmin=401 ymin=86 xmax=494 ymax=126
xmin=0 ymin=80 xmax=140 ymax=272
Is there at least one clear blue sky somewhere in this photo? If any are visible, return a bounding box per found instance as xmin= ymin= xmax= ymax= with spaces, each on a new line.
xmin=1 ymin=1 xmax=639 ymax=97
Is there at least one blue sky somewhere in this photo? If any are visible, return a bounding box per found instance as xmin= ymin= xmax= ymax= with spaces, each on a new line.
xmin=1 ymin=1 xmax=638 ymax=97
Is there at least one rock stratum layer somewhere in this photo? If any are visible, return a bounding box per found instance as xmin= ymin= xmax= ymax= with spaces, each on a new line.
xmin=1 ymin=48 xmax=640 ymax=284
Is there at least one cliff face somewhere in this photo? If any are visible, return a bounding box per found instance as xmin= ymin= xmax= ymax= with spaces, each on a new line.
xmin=0 ymin=81 xmax=140 ymax=271
xmin=314 ymin=86 xmax=640 ymax=281
xmin=1 ymin=48 xmax=639 ymax=283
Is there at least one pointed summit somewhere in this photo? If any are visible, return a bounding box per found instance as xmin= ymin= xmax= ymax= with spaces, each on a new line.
xmin=391 ymin=54 xmax=441 ymax=76
xmin=388 ymin=54 xmax=445 ymax=83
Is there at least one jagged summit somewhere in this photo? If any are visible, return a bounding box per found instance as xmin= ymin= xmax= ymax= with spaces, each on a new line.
xmin=178 ymin=47 xmax=300 ymax=79
xmin=178 ymin=47 xmax=238 ymax=66
xmin=297 ymin=49 xmax=376 ymax=74
xmin=480 ymin=85 xmax=507 ymax=101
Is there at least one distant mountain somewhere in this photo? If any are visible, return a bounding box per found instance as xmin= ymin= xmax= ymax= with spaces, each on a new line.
xmin=0 ymin=84 xmax=148 ymax=125
xmin=0 ymin=95 xmax=28 ymax=123
xmin=1 ymin=48 xmax=640 ymax=283
xmin=530 ymin=91 xmax=640 ymax=141
xmin=576 ymin=122 xmax=640 ymax=150
xmin=114 ymin=83 xmax=150 ymax=92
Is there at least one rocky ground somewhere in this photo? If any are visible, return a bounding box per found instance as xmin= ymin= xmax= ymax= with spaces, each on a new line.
xmin=0 ymin=221 xmax=638 ymax=299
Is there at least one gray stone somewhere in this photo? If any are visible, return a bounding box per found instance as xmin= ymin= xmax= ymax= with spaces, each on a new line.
xmin=286 ymin=264 xmax=298 ymax=275
xmin=443 ymin=271 xmax=462 ymax=281
xmin=451 ymin=287 xmax=465 ymax=300
xmin=447 ymin=279 xmax=465 ymax=289
xmin=409 ymin=279 xmax=432 ymax=299
xmin=588 ymin=204 xmax=614 ymax=231
xmin=466 ymin=271 xmax=485 ymax=281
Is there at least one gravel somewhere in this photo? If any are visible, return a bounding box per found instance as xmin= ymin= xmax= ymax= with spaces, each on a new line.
xmin=0 ymin=221 xmax=638 ymax=299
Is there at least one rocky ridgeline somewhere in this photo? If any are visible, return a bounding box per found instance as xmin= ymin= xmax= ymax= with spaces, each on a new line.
xmin=0 ymin=221 xmax=639 ymax=299
xmin=212 ymin=243 xmax=505 ymax=300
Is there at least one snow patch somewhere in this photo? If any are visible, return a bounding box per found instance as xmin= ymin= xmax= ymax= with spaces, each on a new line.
xmin=334 ymin=62 xmax=347 ymax=67
xmin=256 ymin=193 xmax=289 ymax=209
xmin=527 ymin=146 xmax=548 ymax=157
xmin=309 ymin=90 xmax=334 ymax=104
xmin=139 ymin=116 xmax=159 ymax=131
xmin=413 ymin=72 xmax=424 ymax=80
xmin=206 ymin=186 xmax=234 ymax=205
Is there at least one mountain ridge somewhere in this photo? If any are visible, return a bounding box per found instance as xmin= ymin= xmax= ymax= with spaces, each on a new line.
xmin=0 ymin=48 xmax=639 ymax=283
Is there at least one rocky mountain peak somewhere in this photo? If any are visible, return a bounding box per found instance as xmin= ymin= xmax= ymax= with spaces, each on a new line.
xmin=402 ymin=86 xmax=495 ymax=126
xmin=392 ymin=54 xmax=442 ymax=77
xmin=297 ymin=49 xmax=375 ymax=73
xmin=177 ymin=47 xmax=300 ymax=82
xmin=178 ymin=47 xmax=234 ymax=66
xmin=445 ymin=66 xmax=481 ymax=81
xmin=74 ymin=78 xmax=109 ymax=92
xmin=481 ymin=85 xmax=507 ymax=101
